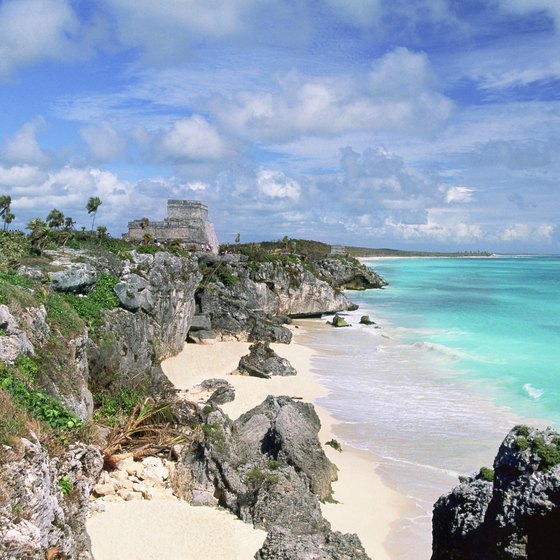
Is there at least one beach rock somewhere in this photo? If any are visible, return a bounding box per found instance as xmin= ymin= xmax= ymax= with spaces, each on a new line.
xmin=432 ymin=425 xmax=560 ymax=559
xmin=315 ymin=256 xmax=388 ymax=291
xmin=359 ymin=315 xmax=376 ymax=325
xmin=172 ymin=396 xmax=366 ymax=558
xmin=327 ymin=314 xmax=350 ymax=327
xmin=0 ymin=440 xmax=102 ymax=560
xmin=199 ymin=378 xmax=235 ymax=405
xmin=187 ymin=329 xmax=217 ymax=344
xmin=256 ymin=526 xmax=370 ymax=560
xmin=236 ymin=342 xmax=297 ymax=378
xmin=189 ymin=314 xmax=212 ymax=332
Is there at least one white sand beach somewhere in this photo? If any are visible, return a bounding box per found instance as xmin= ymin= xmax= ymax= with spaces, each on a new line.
xmin=87 ymin=322 xmax=411 ymax=559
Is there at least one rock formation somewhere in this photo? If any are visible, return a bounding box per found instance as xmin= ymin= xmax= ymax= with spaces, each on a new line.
xmin=432 ymin=425 xmax=560 ymax=559
xmin=172 ymin=395 xmax=370 ymax=559
xmin=0 ymin=440 xmax=102 ymax=560
xmin=196 ymin=253 xmax=357 ymax=341
xmin=236 ymin=342 xmax=297 ymax=378
xmin=315 ymin=256 xmax=388 ymax=290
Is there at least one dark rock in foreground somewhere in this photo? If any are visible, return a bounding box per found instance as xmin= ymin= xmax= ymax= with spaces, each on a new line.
xmin=237 ymin=342 xmax=297 ymax=378
xmin=172 ymin=395 xmax=370 ymax=559
xmin=432 ymin=425 xmax=560 ymax=559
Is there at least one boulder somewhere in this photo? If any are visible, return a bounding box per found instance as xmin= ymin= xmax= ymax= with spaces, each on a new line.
xmin=49 ymin=264 xmax=98 ymax=294
xmin=237 ymin=342 xmax=297 ymax=378
xmin=327 ymin=314 xmax=350 ymax=327
xmin=171 ymin=396 xmax=367 ymax=558
xmin=200 ymin=378 xmax=235 ymax=405
xmin=432 ymin=425 xmax=560 ymax=559
xmin=359 ymin=315 xmax=376 ymax=325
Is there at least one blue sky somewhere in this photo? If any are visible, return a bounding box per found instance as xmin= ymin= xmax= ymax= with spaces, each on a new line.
xmin=1 ymin=0 xmax=559 ymax=252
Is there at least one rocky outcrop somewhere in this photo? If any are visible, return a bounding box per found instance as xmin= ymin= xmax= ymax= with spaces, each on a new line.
xmin=432 ymin=425 xmax=560 ymax=559
xmin=0 ymin=303 xmax=93 ymax=420
xmin=236 ymin=342 xmax=297 ymax=378
xmin=172 ymin=396 xmax=368 ymax=558
xmin=91 ymin=251 xmax=201 ymax=393
xmin=0 ymin=439 xmax=102 ymax=560
xmin=49 ymin=263 xmax=98 ymax=294
xmin=196 ymin=254 xmax=356 ymax=341
xmin=315 ymin=256 xmax=387 ymax=290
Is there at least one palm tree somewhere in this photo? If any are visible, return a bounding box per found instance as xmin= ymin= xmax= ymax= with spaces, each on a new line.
xmin=86 ymin=197 xmax=102 ymax=231
xmin=64 ymin=216 xmax=76 ymax=231
xmin=47 ymin=208 xmax=65 ymax=230
xmin=0 ymin=195 xmax=13 ymax=231
xmin=26 ymin=218 xmax=49 ymax=251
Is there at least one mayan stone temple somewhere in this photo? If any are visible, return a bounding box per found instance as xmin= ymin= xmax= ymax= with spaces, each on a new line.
xmin=126 ymin=199 xmax=219 ymax=253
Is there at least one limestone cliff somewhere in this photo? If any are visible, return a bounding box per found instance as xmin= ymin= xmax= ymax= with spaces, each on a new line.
xmin=0 ymin=440 xmax=102 ymax=560
xmin=196 ymin=254 xmax=358 ymax=341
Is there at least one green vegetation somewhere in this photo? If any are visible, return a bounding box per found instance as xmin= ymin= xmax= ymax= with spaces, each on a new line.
xmin=477 ymin=466 xmax=495 ymax=482
xmin=515 ymin=424 xmax=531 ymax=438
xmin=246 ymin=466 xmax=279 ymax=485
xmin=64 ymin=274 xmax=119 ymax=328
xmin=0 ymin=364 xmax=81 ymax=431
xmin=202 ymin=422 xmax=227 ymax=452
xmin=57 ymin=475 xmax=73 ymax=496
xmin=44 ymin=292 xmax=86 ymax=337
xmin=94 ymin=387 xmax=143 ymax=427
xmin=531 ymin=436 xmax=560 ymax=471
xmin=325 ymin=438 xmax=342 ymax=452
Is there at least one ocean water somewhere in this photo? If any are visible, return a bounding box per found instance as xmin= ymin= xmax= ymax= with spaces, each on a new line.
xmin=303 ymin=255 xmax=560 ymax=559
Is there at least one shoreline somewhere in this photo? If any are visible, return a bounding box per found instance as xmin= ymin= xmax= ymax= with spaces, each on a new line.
xmin=164 ymin=320 xmax=414 ymax=559
xmin=88 ymin=320 xmax=414 ymax=559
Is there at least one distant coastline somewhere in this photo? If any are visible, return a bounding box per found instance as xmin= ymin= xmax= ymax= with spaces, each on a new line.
xmin=344 ymin=247 xmax=494 ymax=258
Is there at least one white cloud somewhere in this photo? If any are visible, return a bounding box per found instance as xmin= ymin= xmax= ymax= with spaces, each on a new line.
xmin=501 ymin=222 xmax=555 ymax=241
xmin=2 ymin=118 xmax=49 ymax=165
xmin=446 ymin=186 xmax=474 ymax=203
xmin=0 ymin=165 xmax=47 ymax=187
xmin=80 ymin=122 xmax=126 ymax=162
xmin=156 ymin=116 xmax=229 ymax=162
xmin=0 ymin=0 xmax=81 ymax=79
xmin=212 ymin=48 xmax=453 ymax=142
xmin=102 ymin=0 xmax=256 ymax=63
xmin=498 ymin=0 xmax=560 ymax=29
xmin=257 ymin=170 xmax=301 ymax=201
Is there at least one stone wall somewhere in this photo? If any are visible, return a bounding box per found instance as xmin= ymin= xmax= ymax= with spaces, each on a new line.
xmin=126 ymin=200 xmax=219 ymax=252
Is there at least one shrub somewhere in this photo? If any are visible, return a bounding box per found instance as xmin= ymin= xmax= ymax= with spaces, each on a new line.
xmin=58 ymin=475 xmax=73 ymax=496
xmin=477 ymin=466 xmax=494 ymax=482
xmin=0 ymin=365 xmax=81 ymax=431
xmin=326 ymin=438 xmax=342 ymax=452
xmin=94 ymin=387 xmax=143 ymax=427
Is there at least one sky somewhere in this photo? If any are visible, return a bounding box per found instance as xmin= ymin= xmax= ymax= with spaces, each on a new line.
xmin=0 ymin=0 xmax=559 ymax=252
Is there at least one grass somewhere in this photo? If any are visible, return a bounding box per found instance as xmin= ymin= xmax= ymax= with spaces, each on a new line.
xmin=94 ymin=387 xmax=143 ymax=427
xmin=64 ymin=273 xmax=119 ymax=328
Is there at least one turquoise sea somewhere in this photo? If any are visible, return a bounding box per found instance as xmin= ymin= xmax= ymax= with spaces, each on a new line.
xmin=303 ymin=255 xmax=560 ymax=559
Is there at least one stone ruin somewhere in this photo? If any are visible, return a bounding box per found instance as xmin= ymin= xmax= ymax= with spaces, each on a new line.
xmin=125 ymin=200 xmax=219 ymax=253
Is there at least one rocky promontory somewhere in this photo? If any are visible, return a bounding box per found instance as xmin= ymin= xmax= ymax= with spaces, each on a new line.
xmin=432 ymin=425 xmax=560 ymax=559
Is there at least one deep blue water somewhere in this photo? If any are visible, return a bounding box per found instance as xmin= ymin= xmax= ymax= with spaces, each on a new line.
xmin=303 ymin=255 xmax=560 ymax=559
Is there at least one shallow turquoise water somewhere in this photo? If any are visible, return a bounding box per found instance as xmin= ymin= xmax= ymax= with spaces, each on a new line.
xmin=303 ymin=255 xmax=560 ymax=558
xmin=359 ymin=255 xmax=560 ymax=425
